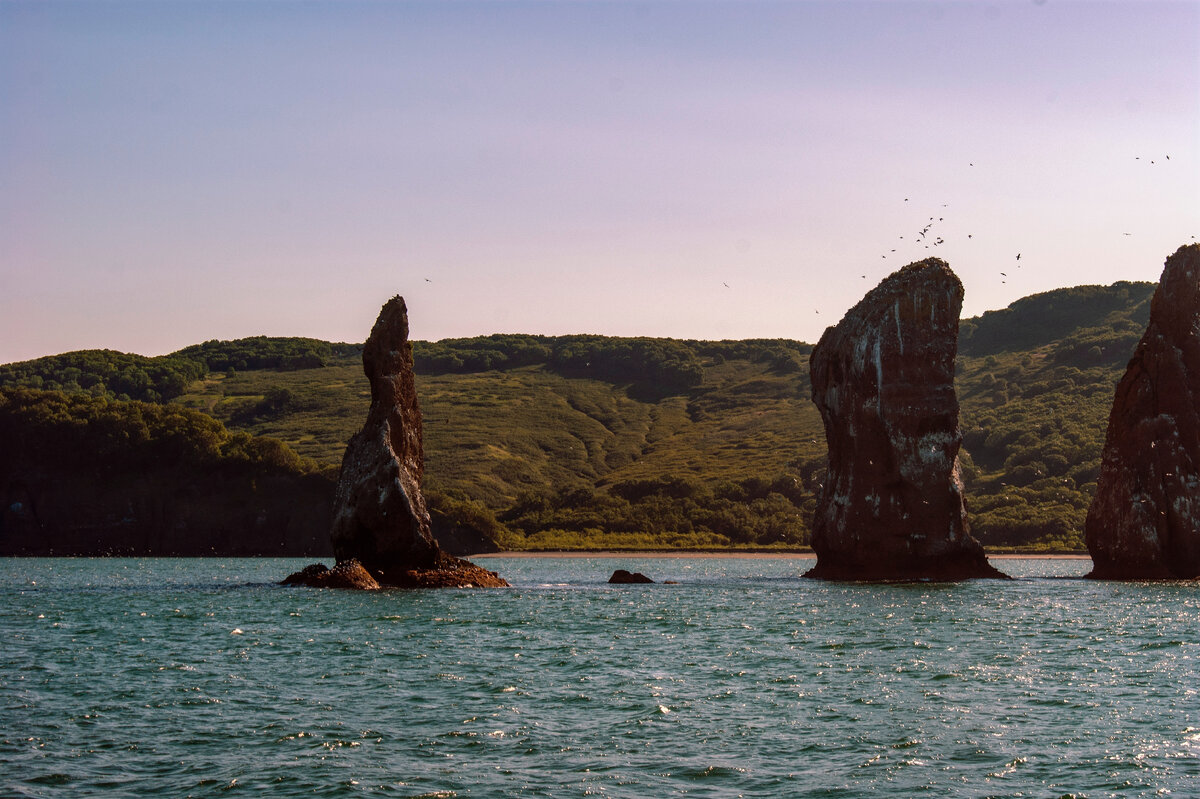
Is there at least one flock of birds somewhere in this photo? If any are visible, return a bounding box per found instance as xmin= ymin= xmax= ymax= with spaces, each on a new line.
xmin=873 ymin=206 xmax=1023 ymax=288
xmin=804 ymin=185 xmax=1031 ymax=316
xmin=422 ymin=151 xmax=1190 ymax=329
xmin=715 ymin=153 xmax=1184 ymax=317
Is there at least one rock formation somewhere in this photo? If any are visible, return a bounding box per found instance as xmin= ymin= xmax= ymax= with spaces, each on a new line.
xmin=284 ymin=296 xmax=507 ymax=589
xmin=1086 ymin=244 xmax=1200 ymax=579
xmin=281 ymin=560 xmax=381 ymax=590
xmin=805 ymin=259 xmax=1005 ymax=581
xmin=609 ymin=569 xmax=654 ymax=584
xmin=329 ymin=295 xmax=439 ymax=574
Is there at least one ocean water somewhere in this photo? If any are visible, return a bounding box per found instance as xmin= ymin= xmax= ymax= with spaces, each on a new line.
xmin=2 ymin=556 xmax=1197 ymax=798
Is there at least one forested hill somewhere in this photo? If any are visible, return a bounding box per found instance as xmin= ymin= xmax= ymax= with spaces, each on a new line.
xmin=960 ymin=281 xmax=1154 ymax=357
xmin=1 ymin=280 xmax=1155 ymax=553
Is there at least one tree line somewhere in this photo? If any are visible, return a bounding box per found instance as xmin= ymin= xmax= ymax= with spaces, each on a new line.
xmin=0 ymin=280 xmax=1160 ymax=552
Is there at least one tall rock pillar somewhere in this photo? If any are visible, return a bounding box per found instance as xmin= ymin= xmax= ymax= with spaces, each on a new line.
xmin=805 ymin=259 xmax=1004 ymax=580
xmin=282 ymin=295 xmax=507 ymax=588
xmin=330 ymin=296 xmax=440 ymax=574
xmin=1086 ymin=244 xmax=1200 ymax=579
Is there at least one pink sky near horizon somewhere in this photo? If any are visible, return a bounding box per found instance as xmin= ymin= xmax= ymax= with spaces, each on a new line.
xmin=1 ymin=0 xmax=1197 ymax=363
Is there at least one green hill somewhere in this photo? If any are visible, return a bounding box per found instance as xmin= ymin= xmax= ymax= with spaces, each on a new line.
xmin=959 ymin=281 xmax=1153 ymax=356
xmin=0 ymin=349 xmax=207 ymax=403
xmin=1 ymin=280 xmax=1156 ymax=553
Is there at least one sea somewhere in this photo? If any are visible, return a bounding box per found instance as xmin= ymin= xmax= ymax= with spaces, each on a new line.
xmin=2 ymin=556 xmax=1197 ymax=798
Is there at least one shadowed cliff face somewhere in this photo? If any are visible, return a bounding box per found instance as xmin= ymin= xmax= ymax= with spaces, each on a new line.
xmin=330 ymin=296 xmax=441 ymax=576
xmin=1086 ymin=244 xmax=1200 ymax=579
xmin=0 ymin=385 xmax=335 ymax=557
xmin=0 ymin=469 xmax=333 ymax=557
xmin=806 ymin=259 xmax=1004 ymax=580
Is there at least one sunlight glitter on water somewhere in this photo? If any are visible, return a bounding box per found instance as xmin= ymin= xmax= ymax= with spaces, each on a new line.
xmin=1 ymin=557 xmax=1196 ymax=798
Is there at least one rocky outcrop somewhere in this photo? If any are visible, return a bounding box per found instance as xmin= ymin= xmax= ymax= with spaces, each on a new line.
xmin=387 ymin=558 xmax=508 ymax=588
xmin=281 ymin=560 xmax=381 ymax=589
xmin=805 ymin=259 xmax=1005 ymax=581
xmin=609 ymin=569 xmax=654 ymax=584
xmin=281 ymin=556 xmax=507 ymax=589
xmin=316 ymin=295 xmax=508 ymax=588
xmin=1086 ymin=244 xmax=1200 ymax=579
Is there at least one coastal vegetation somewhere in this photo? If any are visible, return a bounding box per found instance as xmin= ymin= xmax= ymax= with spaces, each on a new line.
xmin=0 ymin=386 xmax=333 ymax=555
xmin=0 ymin=386 xmax=325 ymax=476
xmin=173 ymin=336 xmax=361 ymax=373
xmin=0 ymin=281 xmax=1155 ymax=554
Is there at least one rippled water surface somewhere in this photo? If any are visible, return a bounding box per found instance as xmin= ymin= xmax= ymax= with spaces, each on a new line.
xmin=3 ymin=556 xmax=1198 ymax=798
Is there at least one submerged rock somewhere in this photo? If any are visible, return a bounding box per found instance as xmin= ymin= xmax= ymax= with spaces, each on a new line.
xmin=293 ymin=295 xmax=507 ymax=589
xmin=1086 ymin=244 xmax=1200 ymax=579
xmin=609 ymin=569 xmax=654 ymax=584
xmin=805 ymin=259 xmax=1005 ymax=581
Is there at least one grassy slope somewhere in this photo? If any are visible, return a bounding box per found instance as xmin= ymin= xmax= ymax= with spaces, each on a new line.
xmin=15 ymin=278 xmax=1149 ymax=552
xmin=177 ymin=364 xmax=364 ymax=466
xmin=176 ymin=357 xmax=826 ymax=505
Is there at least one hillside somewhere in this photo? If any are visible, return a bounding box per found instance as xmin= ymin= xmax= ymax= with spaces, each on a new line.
xmin=0 ymin=387 xmax=334 ymax=556
xmin=0 ymin=280 xmax=1156 ymax=553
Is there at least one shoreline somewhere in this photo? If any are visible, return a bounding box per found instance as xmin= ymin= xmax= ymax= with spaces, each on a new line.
xmin=474 ymin=551 xmax=1092 ymax=560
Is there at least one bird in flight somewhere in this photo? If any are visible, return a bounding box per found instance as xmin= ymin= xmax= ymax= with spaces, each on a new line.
xmin=1016 ymin=253 xmax=1021 ymax=261
xmin=723 ymin=282 xmax=730 ymax=288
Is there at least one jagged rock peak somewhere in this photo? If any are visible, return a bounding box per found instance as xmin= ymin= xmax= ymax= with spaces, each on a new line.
xmin=363 ymin=296 xmax=418 ymax=412
xmin=805 ymin=258 xmax=1006 ymax=581
xmin=1086 ymin=244 xmax=1200 ymax=579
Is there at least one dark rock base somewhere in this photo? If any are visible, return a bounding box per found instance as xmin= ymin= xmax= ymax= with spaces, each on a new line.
xmin=385 ymin=553 xmax=510 ymax=588
xmin=282 ymin=559 xmax=381 ymax=589
xmin=804 ymin=551 xmax=1009 ymax=582
xmin=283 ymin=554 xmax=508 ymax=589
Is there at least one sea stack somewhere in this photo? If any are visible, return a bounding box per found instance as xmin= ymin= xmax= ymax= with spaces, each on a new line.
xmin=1085 ymin=244 xmax=1200 ymax=579
xmin=285 ymin=296 xmax=506 ymax=588
xmin=805 ymin=259 xmax=1004 ymax=581
xmin=330 ymin=295 xmax=438 ymax=572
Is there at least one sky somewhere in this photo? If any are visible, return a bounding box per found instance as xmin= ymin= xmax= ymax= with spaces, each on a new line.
xmin=1 ymin=0 xmax=1197 ymax=364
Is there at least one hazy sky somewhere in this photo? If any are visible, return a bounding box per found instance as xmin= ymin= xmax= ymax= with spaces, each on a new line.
xmin=2 ymin=1 xmax=1197 ymax=363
